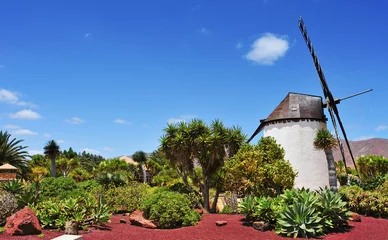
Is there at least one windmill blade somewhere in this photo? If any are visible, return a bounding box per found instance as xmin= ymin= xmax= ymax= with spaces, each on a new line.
xmin=327 ymin=106 xmax=349 ymax=171
xmin=331 ymin=104 xmax=358 ymax=171
xmin=299 ymin=17 xmax=358 ymax=172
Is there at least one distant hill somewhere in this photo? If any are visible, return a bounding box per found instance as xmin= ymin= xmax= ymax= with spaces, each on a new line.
xmin=332 ymin=138 xmax=388 ymax=167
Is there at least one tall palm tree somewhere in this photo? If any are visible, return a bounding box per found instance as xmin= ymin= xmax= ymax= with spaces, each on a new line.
xmin=44 ymin=140 xmax=60 ymax=177
xmin=313 ymin=128 xmax=338 ymax=192
xmin=0 ymin=131 xmax=28 ymax=177
xmin=132 ymin=151 xmax=148 ymax=183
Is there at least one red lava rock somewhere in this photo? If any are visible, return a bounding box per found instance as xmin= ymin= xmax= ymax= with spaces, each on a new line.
xmin=194 ymin=208 xmax=204 ymax=215
xmin=349 ymin=212 xmax=362 ymax=222
xmin=4 ymin=207 xmax=42 ymax=236
xmin=128 ymin=210 xmax=157 ymax=229
xmin=252 ymin=221 xmax=270 ymax=231
xmin=215 ymin=220 xmax=227 ymax=226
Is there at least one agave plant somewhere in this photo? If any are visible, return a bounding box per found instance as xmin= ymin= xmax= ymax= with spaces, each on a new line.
xmin=238 ymin=195 xmax=257 ymax=220
xmin=1 ymin=179 xmax=24 ymax=195
xmin=317 ymin=187 xmax=349 ymax=230
xmin=276 ymin=201 xmax=324 ymax=238
xmin=254 ymin=196 xmax=283 ymax=224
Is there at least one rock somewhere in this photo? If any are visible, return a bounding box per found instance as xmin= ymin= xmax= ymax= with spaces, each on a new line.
xmin=253 ymin=221 xmax=270 ymax=231
xmin=194 ymin=208 xmax=204 ymax=215
xmin=65 ymin=220 xmax=79 ymax=235
xmin=349 ymin=212 xmax=361 ymax=222
xmin=120 ymin=219 xmax=127 ymax=224
xmin=5 ymin=207 xmax=42 ymax=236
xmin=128 ymin=210 xmax=157 ymax=229
xmin=215 ymin=221 xmax=227 ymax=226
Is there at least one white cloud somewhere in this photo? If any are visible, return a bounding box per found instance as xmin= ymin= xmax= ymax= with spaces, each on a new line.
xmin=114 ymin=118 xmax=132 ymax=125
xmin=376 ymin=125 xmax=388 ymax=131
xmin=12 ymin=129 xmax=38 ymax=136
xmin=0 ymin=89 xmax=37 ymax=107
xmin=84 ymin=33 xmax=91 ymax=38
xmin=10 ymin=109 xmax=41 ymax=120
xmin=168 ymin=115 xmax=197 ymax=124
xmin=81 ymin=148 xmax=100 ymax=154
xmin=4 ymin=124 xmax=20 ymax=129
xmin=57 ymin=140 xmax=65 ymax=144
xmin=198 ymin=27 xmax=209 ymax=34
xmin=236 ymin=42 xmax=243 ymax=49
xmin=354 ymin=136 xmax=374 ymax=141
xmin=103 ymin=147 xmax=114 ymax=152
xmin=28 ymin=150 xmax=43 ymax=156
xmin=43 ymin=133 xmax=51 ymax=138
xmin=65 ymin=117 xmax=84 ymax=124
xmin=245 ymin=33 xmax=289 ymax=65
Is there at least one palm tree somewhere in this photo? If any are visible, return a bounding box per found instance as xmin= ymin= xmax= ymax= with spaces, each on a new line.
xmin=44 ymin=140 xmax=60 ymax=178
xmin=0 ymin=131 xmax=28 ymax=177
xmin=132 ymin=151 xmax=148 ymax=183
xmin=313 ymin=128 xmax=338 ymax=192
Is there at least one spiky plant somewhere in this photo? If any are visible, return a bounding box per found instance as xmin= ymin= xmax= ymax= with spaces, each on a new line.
xmin=313 ymin=128 xmax=337 ymax=151
xmin=314 ymin=128 xmax=338 ymax=191
xmin=0 ymin=131 xmax=29 ymax=177
xmin=44 ymin=140 xmax=60 ymax=178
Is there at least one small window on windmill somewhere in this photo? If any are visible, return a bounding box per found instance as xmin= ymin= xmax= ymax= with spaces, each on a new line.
xmin=289 ymin=104 xmax=299 ymax=118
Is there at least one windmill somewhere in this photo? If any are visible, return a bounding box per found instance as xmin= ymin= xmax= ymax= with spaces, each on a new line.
xmin=298 ymin=17 xmax=372 ymax=174
xmin=247 ymin=18 xmax=372 ymax=190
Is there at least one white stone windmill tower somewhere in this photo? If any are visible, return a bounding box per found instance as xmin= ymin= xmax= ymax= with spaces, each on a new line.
xmin=247 ymin=18 xmax=372 ymax=190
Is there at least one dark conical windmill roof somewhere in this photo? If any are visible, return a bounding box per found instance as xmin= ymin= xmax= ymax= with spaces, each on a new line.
xmin=247 ymin=92 xmax=326 ymax=142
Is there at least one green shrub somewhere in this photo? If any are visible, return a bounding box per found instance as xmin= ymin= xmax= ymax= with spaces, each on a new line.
xmin=105 ymin=182 xmax=149 ymax=212
xmin=340 ymin=186 xmax=388 ymax=218
xmin=220 ymin=205 xmax=233 ymax=214
xmin=77 ymin=180 xmax=101 ymax=193
xmin=0 ymin=190 xmax=18 ymax=226
xmin=376 ymin=178 xmax=388 ymax=196
xmin=1 ymin=180 xmax=24 ymax=195
xmin=141 ymin=191 xmax=200 ymax=228
xmin=359 ymin=175 xmax=386 ymax=190
xmin=254 ymin=196 xmax=284 ymax=225
xmin=29 ymin=195 xmax=112 ymax=229
xmin=357 ymin=155 xmax=388 ymax=180
xmin=40 ymin=177 xmax=77 ymax=200
xmin=224 ymin=137 xmax=296 ymax=197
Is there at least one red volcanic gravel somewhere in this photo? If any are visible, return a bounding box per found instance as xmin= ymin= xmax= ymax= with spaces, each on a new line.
xmin=1 ymin=214 xmax=388 ymax=240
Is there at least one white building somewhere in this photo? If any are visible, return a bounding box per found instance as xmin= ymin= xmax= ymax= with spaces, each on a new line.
xmin=248 ymin=92 xmax=330 ymax=190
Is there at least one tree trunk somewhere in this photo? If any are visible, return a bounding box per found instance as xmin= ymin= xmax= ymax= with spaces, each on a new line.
xmin=325 ymin=149 xmax=338 ymax=192
xmin=210 ymin=188 xmax=220 ymax=213
xmin=202 ymin=176 xmax=210 ymax=212
xmin=51 ymin=158 xmax=56 ymax=178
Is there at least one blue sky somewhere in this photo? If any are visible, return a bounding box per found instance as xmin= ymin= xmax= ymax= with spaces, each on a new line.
xmin=1 ymin=0 xmax=387 ymax=158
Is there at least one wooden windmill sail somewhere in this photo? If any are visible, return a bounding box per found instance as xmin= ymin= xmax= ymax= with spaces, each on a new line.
xmin=298 ymin=17 xmax=372 ymax=173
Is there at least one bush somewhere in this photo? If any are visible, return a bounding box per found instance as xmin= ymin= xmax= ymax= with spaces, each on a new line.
xmin=220 ymin=205 xmax=233 ymax=214
xmin=340 ymin=186 xmax=388 ymax=218
xmin=40 ymin=177 xmax=77 ymax=200
xmin=141 ymin=191 xmax=200 ymax=229
xmin=224 ymin=137 xmax=296 ymax=197
xmin=223 ymin=191 xmax=239 ymax=213
xmin=359 ymin=175 xmax=386 ymax=190
xmin=377 ymin=178 xmax=388 ymax=196
xmin=357 ymin=155 xmax=388 ymax=180
xmin=29 ymin=195 xmax=112 ymax=229
xmin=105 ymin=182 xmax=149 ymax=213
xmin=77 ymin=180 xmax=101 ymax=193
xmin=0 ymin=190 xmax=18 ymax=226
